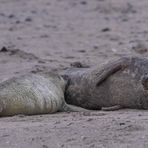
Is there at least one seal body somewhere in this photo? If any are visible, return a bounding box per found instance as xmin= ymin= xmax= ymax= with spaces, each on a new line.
xmin=0 ymin=72 xmax=87 ymax=117
xmin=62 ymin=57 xmax=148 ymax=110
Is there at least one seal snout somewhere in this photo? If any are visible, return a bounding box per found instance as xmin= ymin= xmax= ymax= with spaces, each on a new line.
xmin=141 ymin=75 xmax=148 ymax=90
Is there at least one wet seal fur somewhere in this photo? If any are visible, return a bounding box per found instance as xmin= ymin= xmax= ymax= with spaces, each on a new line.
xmin=0 ymin=72 xmax=87 ymax=117
xmin=62 ymin=57 xmax=148 ymax=111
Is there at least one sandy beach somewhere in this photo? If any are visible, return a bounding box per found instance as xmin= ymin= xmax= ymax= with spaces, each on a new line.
xmin=0 ymin=0 xmax=148 ymax=147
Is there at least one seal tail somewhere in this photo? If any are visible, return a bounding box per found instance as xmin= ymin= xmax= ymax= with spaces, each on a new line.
xmin=61 ymin=103 xmax=89 ymax=112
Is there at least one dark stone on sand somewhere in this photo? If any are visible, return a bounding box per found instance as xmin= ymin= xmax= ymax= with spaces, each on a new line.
xmin=80 ymin=1 xmax=87 ymax=5
xmin=101 ymin=28 xmax=110 ymax=32
xmin=0 ymin=47 xmax=8 ymax=52
xmin=25 ymin=17 xmax=32 ymax=22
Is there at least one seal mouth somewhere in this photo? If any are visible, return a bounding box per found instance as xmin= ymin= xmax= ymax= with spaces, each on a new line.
xmin=141 ymin=75 xmax=148 ymax=90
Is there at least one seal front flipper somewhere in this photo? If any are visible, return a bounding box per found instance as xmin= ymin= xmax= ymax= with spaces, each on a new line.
xmin=95 ymin=58 xmax=128 ymax=86
xmin=60 ymin=102 xmax=90 ymax=112
xmin=101 ymin=105 xmax=122 ymax=111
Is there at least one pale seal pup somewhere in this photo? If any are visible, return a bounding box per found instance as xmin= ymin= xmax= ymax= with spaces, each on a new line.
xmin=62 ymin=57 xmax=148 ymax=110
xmin=0 ymin=72 xmax=87 ymax=117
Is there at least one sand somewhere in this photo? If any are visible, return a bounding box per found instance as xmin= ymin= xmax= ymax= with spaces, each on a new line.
xmin=0 ymin=0 xmax=148 ymax=147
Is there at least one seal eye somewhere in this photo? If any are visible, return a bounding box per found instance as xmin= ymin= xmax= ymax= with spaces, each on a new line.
xmin=61 ymin=75 xmax=69 ymax=81
xmin=141 ymin=75 xmax=148 ymax=90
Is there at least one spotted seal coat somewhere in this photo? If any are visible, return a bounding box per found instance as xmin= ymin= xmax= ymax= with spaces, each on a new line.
xmin=62 ymin=57 xmax=148 ymax=110
xmin=0 ymin=72 xmax=87 ymax=117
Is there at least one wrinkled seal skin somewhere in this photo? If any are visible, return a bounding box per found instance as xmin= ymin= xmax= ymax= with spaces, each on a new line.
xmin=0 ymin=72 xmax=87 ymax=117
xmin=62 ymin=57 xmax=148 ymax=110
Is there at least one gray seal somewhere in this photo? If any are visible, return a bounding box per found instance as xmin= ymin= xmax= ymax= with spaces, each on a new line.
xmin=0 ymin=72 xmax=87 ymax=117
xmin=62 ymin=57 xmax=148 ymax=111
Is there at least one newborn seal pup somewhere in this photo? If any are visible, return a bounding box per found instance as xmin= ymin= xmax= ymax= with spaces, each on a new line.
xmin=0 ymin=72 xmax=87 ymax=117
xmin=62 ymin=57 xmax=148 ymax=111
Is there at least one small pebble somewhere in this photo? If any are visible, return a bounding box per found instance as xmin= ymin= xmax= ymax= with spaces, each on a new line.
xmin=101 ymin=28 xmax=110 ymax=32
xmin=80 ymin=1 xmax=87 ymax=5
xmin=25 ymin=17 xmax=32 ymax=22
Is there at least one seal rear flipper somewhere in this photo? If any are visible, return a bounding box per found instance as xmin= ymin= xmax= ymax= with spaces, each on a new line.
xmin=61 ymin=103 xmax=90 ymax=112
xmin=101 ymin=105 xmax=122 ymax=111
xmin=95 ymin=58 xmax=128 ymax=86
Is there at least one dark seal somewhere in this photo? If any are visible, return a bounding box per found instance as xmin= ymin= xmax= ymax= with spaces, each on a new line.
xmin=61 ymin=57 xmax=148 ymax=110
